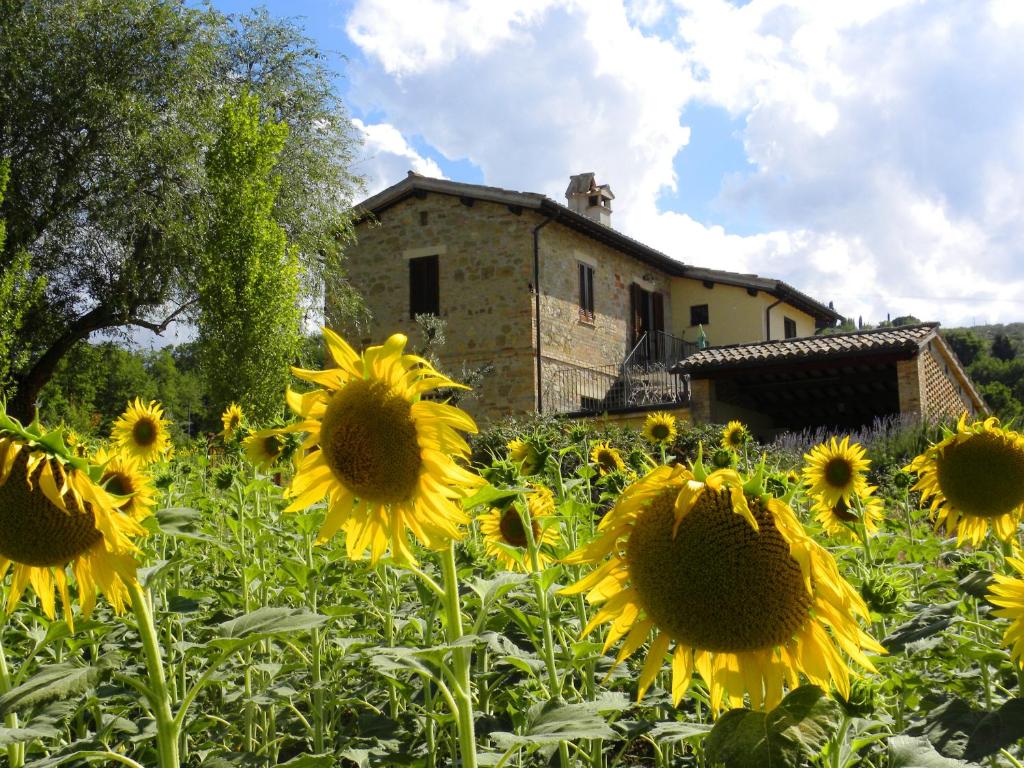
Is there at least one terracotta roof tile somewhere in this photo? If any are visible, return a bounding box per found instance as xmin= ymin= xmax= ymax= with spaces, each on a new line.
xmin=674 ymin=324 xmax=939 ymax=374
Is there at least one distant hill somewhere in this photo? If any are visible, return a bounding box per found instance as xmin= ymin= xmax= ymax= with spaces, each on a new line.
xmin=946 ymin=322 xmax=1024 ymax=344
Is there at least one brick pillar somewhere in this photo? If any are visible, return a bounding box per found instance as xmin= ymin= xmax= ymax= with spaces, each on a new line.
xmin=689 ymin=378 xmax=713 ymax=423
xmin=896 ymin=357 xmax=923 ymax=419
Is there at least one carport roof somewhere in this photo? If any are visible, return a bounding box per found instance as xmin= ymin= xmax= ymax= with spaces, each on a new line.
xmin=672 ymin=324 xmax=940 ymax=375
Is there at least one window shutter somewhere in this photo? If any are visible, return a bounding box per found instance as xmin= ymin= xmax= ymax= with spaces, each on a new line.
xmin=409 ymin=255 xmax=440 ymax=318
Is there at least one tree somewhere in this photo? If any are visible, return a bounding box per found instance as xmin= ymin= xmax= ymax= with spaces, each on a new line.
xmin=979 ymin=381 xmax=1023 ymax=423
xmin=0 ymin=1 xmax=360 ymax=420
xmin=992 ymin=333 xmax=1017 ymax=362
xmin=197 ymin=92 xmax=302 ymax=421
xmin=942 ymin=329 xmax=986 ymax=367
xmin=0 ymin=158 xmax=46 ymax=398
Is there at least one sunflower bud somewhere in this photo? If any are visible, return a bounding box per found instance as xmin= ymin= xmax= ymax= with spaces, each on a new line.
xmin=859 ymin=572 xmax=905 ymax=615
xmin=711 ymin=448 xmax=736 ymax=469
xmin=214 ymin=466 xmax=236 ymax=490
xmin=837 ymin=678 xmax=878 ymax=718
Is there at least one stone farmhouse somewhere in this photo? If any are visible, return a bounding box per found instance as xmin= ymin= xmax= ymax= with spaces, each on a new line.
xmin=336 ymin=172 xmax=985 ymax=432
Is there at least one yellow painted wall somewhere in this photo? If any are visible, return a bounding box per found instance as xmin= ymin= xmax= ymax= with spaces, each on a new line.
xmin=669 ymin=278 xmax=817 ymax=346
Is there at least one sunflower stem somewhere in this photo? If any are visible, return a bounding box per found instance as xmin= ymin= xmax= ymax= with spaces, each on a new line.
xmin=0 ymin=623 xmax=24 ymax=768
xmin=520 ymin=495 xmax=571 ymax=768
xmin=128 ymin=580 xmax=180 ymax=768
xmin=304 ymin=531 xmax=326 ymax=754
xmin=439 ymin=542 xmax=478 ymax=768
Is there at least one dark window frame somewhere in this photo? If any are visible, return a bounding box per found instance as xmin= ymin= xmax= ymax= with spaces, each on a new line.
xmin=690 ymin=303 xmax=709 ymax=326
xmin=409 ymin=254 xmax=440 ymax=319
xmin=578 ymin=262 xmax=595 ymax=323
xmin=784 ymin=316 xmax=798 ymax=339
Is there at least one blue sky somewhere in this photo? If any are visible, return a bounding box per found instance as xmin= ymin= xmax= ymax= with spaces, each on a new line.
xmin=204 ymin=0 xmax=1024 ymax=328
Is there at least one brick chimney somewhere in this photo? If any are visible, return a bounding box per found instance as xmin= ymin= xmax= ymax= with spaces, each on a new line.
xmin=565 ymin=172 xmax=614 ymax=227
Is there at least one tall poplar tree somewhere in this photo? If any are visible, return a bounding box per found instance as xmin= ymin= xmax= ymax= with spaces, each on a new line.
xmin=198 ymin=93 xmax=302 ymax=421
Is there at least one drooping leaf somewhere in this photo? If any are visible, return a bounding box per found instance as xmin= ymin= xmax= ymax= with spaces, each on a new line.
xmin=215 ymin=607 xmax=327 ymax=639
xmin=704 ymin=685 xmax=841 ymax=768
xmin=155 ymin=507 xmax=214 ymax=542
xmin=648 ymin=720 xmax=712 ymax=744
xmin=490 ymin=693 xmax=629 ymax=747
xmin=907 ymin=695 xmax=1024 ymax=761
xmin=0 ymin=664 xmax=102 ymax=719
xmin=276 ymin=755 xmax=337 ymax=767
xmin=882 ymin=601 xmax=960 ymax=654
xmin=462 ymin=484 xmax=527 ymax=511
xmin=888 ymin=735 xmax=969 ymax=767
xmin=956 ymin=570 xmax=994 ymax=600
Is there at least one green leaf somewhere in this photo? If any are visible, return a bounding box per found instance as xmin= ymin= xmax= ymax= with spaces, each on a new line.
xmin=467 ymin=572 xmax=528 ymax=606
xmin=154 ymin=507 xmax=215 ymax=542
xmin=888 ymin=735 xmax=969 ymax=767
xmin=0 ymin=664 xmax=102 ymax=719
xmin=648 ymin=720 xmax=712 ymax=744
xmin=882 ymin=601 xmax=960 ymax=654
xmin=0 ymin=724 xmax=60 ymax=747
xmin=215 ymin=607 xmax=327 ymax=639
xmin=907 ymin=696 xmax=1024 ymax=762
xmin=704 ymin=685 xmax=841 ymax=768
xmin=490 ymin=693 xmax=628 ymax=748
xmin=276 ymin=755 xmax=337 ymax=767
xmin=956 ymin=570 xmax=994 ymax=599
xmin=462 ymin=484 xmax=528 ymax=510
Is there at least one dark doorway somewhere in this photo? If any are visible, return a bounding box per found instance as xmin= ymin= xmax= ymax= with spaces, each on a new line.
xmin=630 ymin=284 xmax=664 ymax=361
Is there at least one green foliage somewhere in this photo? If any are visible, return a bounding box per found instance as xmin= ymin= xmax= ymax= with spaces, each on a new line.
xmin=0 ymin=1 xmax=360 ymax=417
xmin=941 ymin=329 xmax=986 ymax=368
xmin=978 ymin=381 xmax=1023 ymax=423
xmin=0 ymin=159 xmax=44 ymax=397
xmin=197 ymin=92 xmax=302 ymax=420
xmin=991 ymin=332 xmax=1017 ymax=362
xmin=705 ymin=686 xmax=842 ymax=768
xmin=38 ymin=341 xmax=207 ymax=439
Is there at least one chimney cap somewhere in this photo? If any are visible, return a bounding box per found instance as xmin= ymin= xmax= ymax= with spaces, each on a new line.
xmin=565 ymin=172 xmax=614 ymax=200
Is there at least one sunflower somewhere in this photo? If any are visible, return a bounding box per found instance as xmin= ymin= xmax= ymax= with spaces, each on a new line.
xmin=811 ymin=488 xmax=884 ymax=540
xmin=0 ymin=433 xmax=144 ymax=628
xmin=244 ymin=429 xmax=286 ymax=470
xmin=508 ymin=438 xmax=543 ymax=475
xmin=721 ymin=421 xmax=749 ymax=451
xmin=906 ymin=415 xmax=1024 ymax=546
xmin=111 ymin=399 xmax=171 ymax=466
xmin=221 ymin=403 xmax=244 ymax=439
xmin=92 ymin=447 xmax=157 ymax=521
xmin=642 ymin=412 xmax=677 ymax=446
xmin=479 ymin=485 xmax=560 ymax=571
xmin=283 ymin=329 xmax=483 ymax=565
xmin=562 ymin=463 xmax=882 ymax=712
xmin=802 ymin=437 xmax=870 ymax=509
xmin=591 ymin=441 xmax=626 ymax=475
xmin=988 ymin=557 xmax=1024 ymax=665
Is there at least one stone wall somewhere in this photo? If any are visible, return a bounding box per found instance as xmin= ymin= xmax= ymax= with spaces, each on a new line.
xmin=335 ymin=193 xmax=538 ymax=424
xmin=536 ymin=222 xmax=673 ymax=370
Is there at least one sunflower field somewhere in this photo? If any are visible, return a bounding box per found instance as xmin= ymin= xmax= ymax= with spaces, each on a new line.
xmin=2 ymin=329 xmax=1024 ymax=768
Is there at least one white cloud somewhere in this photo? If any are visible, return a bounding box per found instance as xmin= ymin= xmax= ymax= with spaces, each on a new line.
xmin=351 ymin=119 xmax=446 ymax=196
xmin=344 ymin=0 xmax=1024 ymax=327
xmin=346 ymin=0 xmax=556 ymax=77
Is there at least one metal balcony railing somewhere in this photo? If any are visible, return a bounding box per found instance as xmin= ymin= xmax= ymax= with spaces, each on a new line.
xmin=544 ymin=331 xmax=697 ymax=415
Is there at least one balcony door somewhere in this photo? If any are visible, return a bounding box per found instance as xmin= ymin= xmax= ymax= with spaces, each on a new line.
xmin=630 ymin=283 xmax=664 ymax=362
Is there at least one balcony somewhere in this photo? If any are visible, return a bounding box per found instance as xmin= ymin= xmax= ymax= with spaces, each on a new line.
xmin=544 ymin=331 xmax=697 ymax=416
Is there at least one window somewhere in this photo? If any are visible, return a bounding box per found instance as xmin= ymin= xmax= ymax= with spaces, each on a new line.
xmin=419 ymin=211 xmax=429 ymax=226
xmin=784 ymin=317 xmax=797 ymax=339
xmin=409 ymin=255 xmax=439 ymax=318
xmin=690 ymin=304 xmax=709 ymax=326
xmin=578 ymin=262 xmax=595 ymax=322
